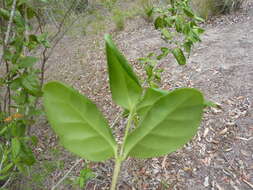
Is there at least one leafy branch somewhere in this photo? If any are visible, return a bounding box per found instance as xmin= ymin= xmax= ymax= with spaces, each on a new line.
xmin=43 ymin=35 xmax=209 ymax=189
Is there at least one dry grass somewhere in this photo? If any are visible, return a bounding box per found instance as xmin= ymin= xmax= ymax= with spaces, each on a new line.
xmin=191 ymin=0 xmax=246 ymax=18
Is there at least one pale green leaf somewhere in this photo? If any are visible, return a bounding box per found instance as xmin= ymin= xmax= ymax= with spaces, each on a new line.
xmin=43 ymin=81 xmax=116 ymax=161
xmin=105 ymin=34 xmax=142 ymax=110
xmin=124 ymin=88 xmax=204 ymax=158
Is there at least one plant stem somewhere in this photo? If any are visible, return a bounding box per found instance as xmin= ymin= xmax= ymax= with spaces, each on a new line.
xmin=120 ymin=109 xmax=135 ymax=156
xmin=0 ymin=0 xmax=17 ymax=67
xmin=110 ymin=108 xmax=135 ymax=190
xmin=110 ymin=157 xmax=122 ymax=190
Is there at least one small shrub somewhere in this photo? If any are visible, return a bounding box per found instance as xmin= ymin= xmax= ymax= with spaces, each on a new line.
xmin=139 ymin=0 xmax=155 ymax=22
xmin=112 ymin=8 xmax=125 ymax=31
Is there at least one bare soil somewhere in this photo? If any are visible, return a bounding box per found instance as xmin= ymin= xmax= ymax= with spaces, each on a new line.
xmin=26 ymin=4 xmax=253 ymax=190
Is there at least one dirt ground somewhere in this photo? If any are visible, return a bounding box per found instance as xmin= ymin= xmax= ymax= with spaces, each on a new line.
xmin=27 ymin=3 xmax=253 ymax=190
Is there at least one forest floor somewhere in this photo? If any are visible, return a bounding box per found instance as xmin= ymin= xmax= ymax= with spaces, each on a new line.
xmin=21 ymin=3 xmax=253 ymax=190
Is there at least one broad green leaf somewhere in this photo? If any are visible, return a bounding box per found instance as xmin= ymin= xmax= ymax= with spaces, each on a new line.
xmin=43 ymin=81 xmax=116 ymax=161
xmin=124 ymin=88 xmax=204 ymax=159
xmin=105 ymin=34 xmax=142 ymax=110
xmin=136 ymin=88 xmax=169 ymax=119
xmin=172 ymin=48 xmax=186 ymax=65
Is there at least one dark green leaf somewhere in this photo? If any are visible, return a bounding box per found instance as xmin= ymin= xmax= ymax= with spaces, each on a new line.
xmin=172 ymin=48 xmax=186 ymax=65
xmin=183 ymin=8 xmax=194 ymax=18
xmin=154 ymin=17 xmax=166 ymax=29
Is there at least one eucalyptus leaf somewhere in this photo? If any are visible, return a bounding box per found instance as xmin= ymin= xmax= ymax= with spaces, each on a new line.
xmin=124 ymin=88 xmax=204 ymax=158
xmin=43 ymin=81 xmax=117 ymax=161
xmin=105 ymin=34 xmax=142 ymax=110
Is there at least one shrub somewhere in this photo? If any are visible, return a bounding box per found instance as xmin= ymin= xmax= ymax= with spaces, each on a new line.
xmin=112 ymin=8 xmax=125 ymax=31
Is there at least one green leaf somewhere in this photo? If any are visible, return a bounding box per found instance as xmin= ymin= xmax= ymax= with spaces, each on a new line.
xmin=124 ymin=88 xmax=204 ymax=158
xmin=183 ymin=41 xmax=193 ymax=55
xmin=43 ymin=81 xmax=116 ymax=161
xmin=154 ymin=17 xmax=166 ymax=29
xmin=105 ymin=34 xmax=142 ymax=110
xmin=161 ymin=28 xmax=172 ymax=40
xmin=19 ymin=142 xmax=36 ymax=166
xmin=0 ymin=163 xmax=14 ymax=175
xmin=137 ymin=88 xmax=168 ymax=119
xmin=11 ymin=138 xmax=21 ymax=159
xmin=21 ymin=74 xmax=41 ymax=96
xmin=183 ymin=8 xmax=194 ymax=18
xmin=172 ymin=48 xmax=186 ymax=65
xmin=18 ymin=56 xmax=38 ymax=68
xmin=0 ymin=8 xmax=10 ymax=20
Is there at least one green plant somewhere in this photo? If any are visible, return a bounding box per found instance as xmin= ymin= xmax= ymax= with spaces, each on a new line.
xmin=138 ymin=0 xmax=204 ymax=87
xmin=74 ymin=165 xmax=95 ymax=188
xmin=112 ymin=8 xmax=125 ymax=31
xmin=43 ymin=34 xmax=209 ymax=189
xmin=0 ymin=0 xmax=49 ymax=187
xmin=0 ymin=0 xmax=82 ymax=188
xmin=140 ymin=0 xmax=156 ymax=22
xmin=102 ymin=0 xmax=118 ymax=10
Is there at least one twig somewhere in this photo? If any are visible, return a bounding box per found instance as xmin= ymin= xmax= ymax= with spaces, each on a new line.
xmin=51 ymin=159 xmax=82 ymax=190
xmin=242 ymin=178 xmax=253 ymax=189
xmin=1 ymin=175 xmax=12 ymax=189
xmin=0 ymin=166 xmax=16 ymax=189
xmin=49 ymin=0 xmax=79 ymax=42
xmin=0 ymin=0 xmax=17 ymax=67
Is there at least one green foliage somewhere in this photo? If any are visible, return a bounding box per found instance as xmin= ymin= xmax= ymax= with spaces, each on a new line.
xmin=0 ymin=0 xmax=49 ymax=187
xmin=43 ymin=81 xmax=117 ymax=161
xmin=75 ymin=166 xmax=95 ymax=188
xmin=112 ymin=8 xmax=125 ymax=31
xmin=105 ymin=34 xmax=142 ymax=110
xmin=124 ymin=88 xmax=203 ymax=159
xmin=138 ymin=0 xmax=204 ymax=87
xmin=43 ymin=35 xmax=207 ymax=190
